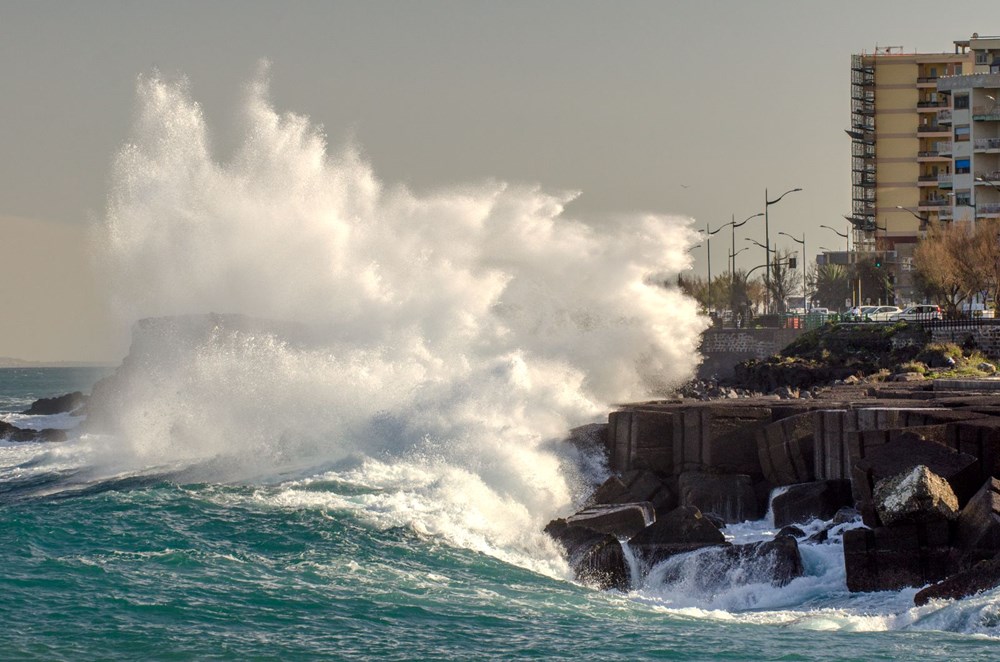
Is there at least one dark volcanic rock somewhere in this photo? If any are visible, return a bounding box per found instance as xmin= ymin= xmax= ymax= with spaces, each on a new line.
xmin=914 ymin=555 xmax=1000 ymax=606
xmin=771 ymin=480 xmax=854 ymax=528
xmin=677 ymin=472 xmax=759 ymax=523
xmin=565 ymin=502 xmax=655 ymax=539
xmin=0 ymin=421 xmax=67 ymax=443
xmin=655 ymin=536 xmax=804 ymax=589
xmin=588 ymin=470 xmax=675 ymax=517
xmin=628 ymin=505 xmax=726 ymax=566
xmin=844 ymin=520 xmax=959 ymax=592
xmin=544 ymin=519 xmax=630 ymax=591
xmin=957 ymin=477 xmax=1000 ymax=560
xmin=852 ymin=433 xmax=980 ymax=527
xmin=872 ymin=465 xmax=959 ymax=527
xmin=21 ymin=391 xmax=85 ymax=416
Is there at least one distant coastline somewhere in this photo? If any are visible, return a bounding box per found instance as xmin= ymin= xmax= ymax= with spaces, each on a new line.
xmin=0 ymin=357 xmax=112 ymax=369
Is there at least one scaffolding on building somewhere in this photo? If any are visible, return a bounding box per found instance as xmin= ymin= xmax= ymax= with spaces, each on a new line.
xmin=847 ymin=53 xmax=877 ymax=252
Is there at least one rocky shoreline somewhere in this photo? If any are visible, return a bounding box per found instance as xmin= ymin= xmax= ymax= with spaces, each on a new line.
xmin=548 ymin=379 xmax=1000 ymax=605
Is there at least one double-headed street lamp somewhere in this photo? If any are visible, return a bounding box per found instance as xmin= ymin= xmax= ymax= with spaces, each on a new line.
xmin=764 ymin=187 xmax=802 ymax=312
xmin=820 ymin=224 xmax=851 ymax=252
xmin=778 ymin=231 xmax=808 ymax=312
xmin=730 ymin=212 xmax=764 ymax=275
xmin=895 ymin=205 xmax=931 ymax=232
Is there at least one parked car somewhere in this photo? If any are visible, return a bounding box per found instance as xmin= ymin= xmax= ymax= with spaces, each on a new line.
xmin=844 ymin=305 xmax=878 ymax=321
xmin=866 ymin=305 xmax=904 ymax=321
xmin=890 ymin=304 xmax=943 ymax=321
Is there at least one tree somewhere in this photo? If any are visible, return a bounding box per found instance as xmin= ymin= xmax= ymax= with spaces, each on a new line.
xmin=812 ymin=263 xmax=852 ymax=310
xmin=912 ymin=221 xmax=979 ymax=315
xmin=765 ymin=250 xmax=798 ymax=313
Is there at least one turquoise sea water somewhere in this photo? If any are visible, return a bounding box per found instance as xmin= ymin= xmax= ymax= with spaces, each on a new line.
xmin=2 ymin=368 xmax=1000 ymax=660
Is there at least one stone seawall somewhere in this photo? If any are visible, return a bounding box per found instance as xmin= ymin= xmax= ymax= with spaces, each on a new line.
xmin=698 ymin=327 xmax=806 ymax=380
xmin=929 ymin=323 xmax=1000 ymax=357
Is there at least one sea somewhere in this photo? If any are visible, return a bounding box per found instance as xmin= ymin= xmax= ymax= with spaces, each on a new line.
xmin=1 ymin=368 xmax=999 ymax=661
xmin=3 ymin=69 xmax=998 ymax=659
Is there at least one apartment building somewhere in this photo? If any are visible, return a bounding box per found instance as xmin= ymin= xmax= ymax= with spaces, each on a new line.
xmin=936 ymin=35 xmax=1000 ymax=227
xmin=846 ymin=43 xmax=973 ymax=303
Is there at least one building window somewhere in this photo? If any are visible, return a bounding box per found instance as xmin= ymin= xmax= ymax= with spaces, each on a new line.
xmin=955 ymin=94 xmax=970 ymax=109
xmin=956 ymin=125 xmax=971 ymax=141
xmin=956 ymin=64 xmax=964 ymax=75
xmin=956 ymin=190 xmax=972 ymax=206
xmin=956 ymin=158 xmax=971 ymax=174
xmin=977 ymin=52 xmax=989 ymax=65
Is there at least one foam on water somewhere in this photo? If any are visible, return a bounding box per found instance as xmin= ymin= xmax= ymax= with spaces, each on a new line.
xmin=79 ymin=69 xmax=707 ymax=572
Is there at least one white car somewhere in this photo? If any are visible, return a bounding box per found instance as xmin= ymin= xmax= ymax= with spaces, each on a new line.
xmin=866 ymin=305 xmax=903 ymax=321
xmin=891 ymin=304 xmax=943 ymax=321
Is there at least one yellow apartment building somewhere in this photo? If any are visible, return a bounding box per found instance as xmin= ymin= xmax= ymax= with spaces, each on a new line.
xmin=847 ymin=44 xmax=972 ymax=303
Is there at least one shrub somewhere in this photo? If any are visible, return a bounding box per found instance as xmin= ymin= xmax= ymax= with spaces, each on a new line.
xmin=899 ymin=361 xmax=927 ymax=375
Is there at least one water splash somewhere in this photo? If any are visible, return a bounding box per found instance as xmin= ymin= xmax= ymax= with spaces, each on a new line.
xmin=88 ymin=69 xmax=706 ymax=567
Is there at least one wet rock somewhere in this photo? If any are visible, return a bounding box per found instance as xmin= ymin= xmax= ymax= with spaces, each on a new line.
xmin=832 ymin=507 xmax=861 ymax=526
xmin=873 ymin=465 xmax=959 ymax=527
xmin=771 ymin=480 xmax=854 ymax=528
xmin=776 ymin=525 xmax=806 ymax=539
xmin=0 ymin=421 xmax=67 ymax=443
xmin=565 ymin=502 xmax=655 ymax=539
xmin=957 ymin=478 xmax=1000 ymax=560
xmin=756 ymin=412 xmax=816 ymax=487
xmin=852 ymin=433 xmax=980 ymax=527
xmin=21 ymin=391 xmax=86 ymax=416
xmin=543 ymin=519 xmax=630 ymax=591
xmin=844 ymin=520 xmax=959 ymax=592
xmin=978 ymin=362 xmax=997 ymax=374
xmin=656 ymin=536 xmax=804 ymax=589
xmin=677 ymin=472 xmax=759 ymax=523
xmin=588 ymin=470 xmax=675 ymax=517
xmin=628 ymin=505 xmax=726 ymax=566
xmin=914 ymin=555 xmax=1000 ymax=606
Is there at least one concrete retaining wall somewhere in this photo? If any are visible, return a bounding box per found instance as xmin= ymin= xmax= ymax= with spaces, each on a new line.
xmin=698 ymin=327 xmax=806 ymax=379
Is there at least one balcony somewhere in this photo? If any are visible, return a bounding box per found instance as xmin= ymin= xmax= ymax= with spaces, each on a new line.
xmin=974 ymin=138 xmax=1000 ymax=152
xmin=940 ymin=207 xmax=954 ymax=220
xmin=976 ymin=171 xmax=1000 ymax=183
xmin=939 ymin=173 xmax=954 ymax=188
xmin=918 ymin=198 xmax=950 ymax=211
xmin=917 ymin=124 xmax=949 ymax=134
xmin=917 ymin=76 xmax=939 ymax=87
xmin=973 ymin=105 xmax=1000 ymax=121
xmin=938 ymin=109 xmax=953 ymax=124
xmin=917 ymin=100 xmax=946 ymax=108
xmin=981 ymin=203 xmax=1000 ymax=216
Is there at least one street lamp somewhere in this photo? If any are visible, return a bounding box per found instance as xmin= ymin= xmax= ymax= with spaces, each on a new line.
xmin=764 ymin=187 xmax=802 ymax=312
xmin=778 ymin=231 xmax=808 ymax=312
xmin=745 ymin=237 xmax=767 ymax=250
xmin=895 ymin=205 xmax=931 ymax=231
xmin=701 ymin=222 xmax=732 ymax=314
xmin=820 ymin=224 xmax=851 ymax=252
xmin=730 ymin=212 xmax=764 ymax=276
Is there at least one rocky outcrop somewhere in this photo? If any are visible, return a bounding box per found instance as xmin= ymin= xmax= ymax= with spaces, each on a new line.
xmin=627 ymin=506 xmax=726 ymax=566
xmin=677 ymin=472 xmax=758 ymax=523
xmin=843 ymin=520 xmax=959 ymax=592
xmin=872 ymin=465 xmax=959 ymax=527
xmin=0 ymin=421 xmax=67 ymax=443
xmin=771 ymin=480 xmax=854 ymax=528
xmin=957 ymin=478 xmax=1000 ymax=561
xmin=565 ymin=502 xmax=654 ymax=539
xmin=654 ymin=536 xmax=804 ymax=590
xmin=588 ymin=470 xmax=675 ymax=517
xmin=914 ymin=555 xmax=1000 ymax=606
xmin=21 ymin=391 xmax=86 ymax=416
xmin=543 ymin=519 xmax=630 ymax=591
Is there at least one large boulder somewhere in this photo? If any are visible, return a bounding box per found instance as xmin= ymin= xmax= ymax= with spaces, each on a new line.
xmin=843 ymin=520 xmax=959 ymax=592
xmin=852 ymin=433 xmax=980 ymax=527
xmin=543 ymin=519 xmax=630 ymax=591
xmin=588 ymin=470 xmax=675 ymax=516
xmin=677 ymin=472 xmax=759 ymax=523
xmin=565 ymin=502 xmax=655 ymax=539
xmin=653 ymin=536 xmax=803 ymax=590
xmin=872 ymin=465 xmax=959 ymax=527
xmin=914 ymin=555 xmax=1000 ymax=606
xmin=771 ymin=480 xmax=854 ymax=528
xmin=957 ymin=477 xmax=1000 ymax=560
xmin=756 ymin=412 xmax=815 ymax=487
xmin=628 ymin=505 xmax=726 ymax=566
xmin=21 ymin=391 xmax=86 ymax=416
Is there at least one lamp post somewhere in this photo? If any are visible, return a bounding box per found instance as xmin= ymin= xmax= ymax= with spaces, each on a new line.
xmin=764 ymin=187 xmax=802 ymax=312
xmin=730 ymin=212 xmax=764 ymax=276
xmin=820 ymin=224 xmax=851 ymax=252
xmin=702 ymin=222 xmax=731 ymax=314
xmin=895 ymin=206 xmax=930 ymax=232
xmin=778 ymin=231 xmax=808 ymax=312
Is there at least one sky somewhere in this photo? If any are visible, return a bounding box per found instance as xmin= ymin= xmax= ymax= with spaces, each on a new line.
xmin=0 ymin=0 xmax=996 ymax=361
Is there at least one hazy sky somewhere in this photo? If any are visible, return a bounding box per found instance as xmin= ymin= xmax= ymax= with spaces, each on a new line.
xmin=0 ymin=1 xmax=995 ymax=361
